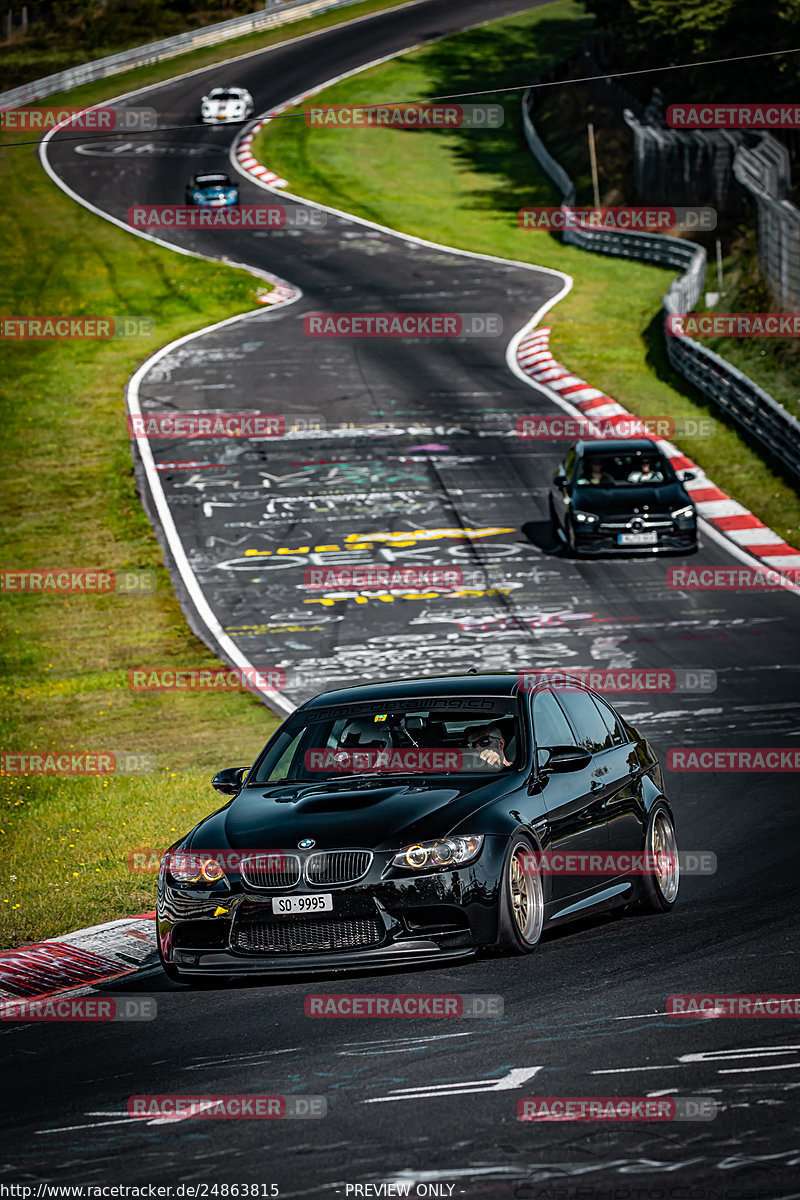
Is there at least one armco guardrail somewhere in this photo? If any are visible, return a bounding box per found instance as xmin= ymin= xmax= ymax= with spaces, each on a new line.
xmin=522 ymin=87 xmax=800 ymax=486
xmin=733 ymin=134 xmax=800 ymax=313
xmin=0 ymin=0 xmax=369 ymax=108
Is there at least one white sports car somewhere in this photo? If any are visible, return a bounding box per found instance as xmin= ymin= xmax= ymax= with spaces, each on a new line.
xmin=200 ymin=87 xmax=254 ymax=124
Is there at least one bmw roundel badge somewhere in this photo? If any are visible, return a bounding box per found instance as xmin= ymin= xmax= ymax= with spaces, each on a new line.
xmin=298 ymin=838 xmax=315 ymax=849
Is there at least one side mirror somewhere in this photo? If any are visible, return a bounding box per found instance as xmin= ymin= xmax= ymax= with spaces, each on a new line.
xmin=681 ymin=470 xmax=696 ymax=482
xmin=540 ymin=745 xmax=592 ymax=773
xmin=554 ymin=471 xmax=568 ymax=488
xmin=212 ymin=766 xmax=248 ymax=795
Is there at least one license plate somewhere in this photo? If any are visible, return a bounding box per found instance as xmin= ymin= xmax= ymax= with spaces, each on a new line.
xmin=618 ymin=531 xmax=658 ymax=545
xmin=273 ymin=894 xmax=332 ymax=915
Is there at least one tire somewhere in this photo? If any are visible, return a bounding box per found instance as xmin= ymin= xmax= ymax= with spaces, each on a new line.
xmin=548 ymin=497 xmax=562 ymax=547
xmin=497 ymin=834 xmax=545 ymax=954
xmin=636 ymin=805 xmax=680 ymax=912
xmin=160 ymin=959 xmax=184 ymax=984
xmin=158 ymin=930 xmax=184 ymax=983
xmin=158 ymin=929 xmax=190 ymax=985
xmin=565 ymin=515 xmax=579 ymax=557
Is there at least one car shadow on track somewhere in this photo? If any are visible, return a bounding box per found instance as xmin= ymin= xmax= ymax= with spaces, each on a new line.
xmin=521 ymin=518 xmax=563 ymax=555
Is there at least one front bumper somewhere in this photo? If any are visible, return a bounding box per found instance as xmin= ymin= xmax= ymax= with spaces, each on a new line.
xmin=573 ymin=524 xmax=697 ymax=556
xmin=158 ymin=843 xmax=506 ymax=975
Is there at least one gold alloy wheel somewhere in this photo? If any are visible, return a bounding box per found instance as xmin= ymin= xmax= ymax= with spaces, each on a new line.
xmin=509 ymin=843 xmax=544 ymax=945
xmin=651 ymin=810 xmax=680 ymax=903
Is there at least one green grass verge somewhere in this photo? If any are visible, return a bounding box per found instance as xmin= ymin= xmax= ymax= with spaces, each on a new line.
xmin=0 ymin=136 xmax=281 ymax=944
xmin=253 ymin=0 xmax=800 ymax=546
xmin=696 ymin=227 xmax=800 ymax=423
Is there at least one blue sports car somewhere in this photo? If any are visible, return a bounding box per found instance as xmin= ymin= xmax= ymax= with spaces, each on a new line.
xmin=185 ymin=173 xmax=239 ymax=207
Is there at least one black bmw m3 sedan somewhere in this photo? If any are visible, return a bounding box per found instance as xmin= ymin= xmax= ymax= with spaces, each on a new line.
xmin=157 ymin=673 xmax=679 ymax=983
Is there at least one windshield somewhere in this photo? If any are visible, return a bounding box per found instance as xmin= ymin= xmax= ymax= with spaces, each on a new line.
xmin=195 ymin=175 xmax=230 ymax=187
xmin=251 ymin=696 xmax=522 ymax=784
xmin=210 ymin=92 xmax=243 ymax=102
xmin=574 ymin=449 xmax=676 ymax=488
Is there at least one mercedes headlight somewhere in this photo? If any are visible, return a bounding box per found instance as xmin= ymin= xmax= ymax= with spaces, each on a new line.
xmin=671 ymin=504 xmax=695 ymax=527
xmin=392 ymin=835 xmax=484 ymax=872
xmin=165 ymin=852 xmax=229 ymax=887
xmin=573 ymin=510 xmax=599 ymax=525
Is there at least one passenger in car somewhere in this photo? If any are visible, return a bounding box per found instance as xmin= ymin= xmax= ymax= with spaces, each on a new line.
xmin=627 ymin=456 xmax=664 ymax=484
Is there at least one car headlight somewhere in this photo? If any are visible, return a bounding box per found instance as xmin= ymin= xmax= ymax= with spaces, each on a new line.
xmin=165 ymin=852 xmax=228 ymax=886
xmin=392 ymin=835 xmax=484 ymax=871
xmin=671 ymin=504 xmax=695 ymax=522
xmin=192 ymin=192 xmax=205 ymax=203
xmin=573 ymin=510 xmax=599 ymax=525
xmin=226 ymin=190 xmax=238 ymax=202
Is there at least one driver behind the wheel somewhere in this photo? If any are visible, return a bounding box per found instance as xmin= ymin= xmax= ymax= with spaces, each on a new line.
xmin=464 ymin=722 xmax=512 ymax=770
xmin=577 ymin=459 xmax=614 ymax=487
